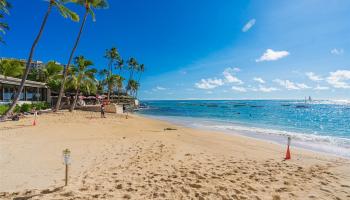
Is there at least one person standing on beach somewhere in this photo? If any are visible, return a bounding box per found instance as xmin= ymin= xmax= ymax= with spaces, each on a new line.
xmin=100 ymin=103 xmax=106 ymax=118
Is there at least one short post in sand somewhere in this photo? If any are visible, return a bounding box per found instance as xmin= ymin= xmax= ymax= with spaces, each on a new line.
xmin=63 ymin=149 xmax=71 ymax=186
xmin=285 ymin=136 xmax=291 ymax=160
xmin=32 ymin=111 xmax=37 ymax=126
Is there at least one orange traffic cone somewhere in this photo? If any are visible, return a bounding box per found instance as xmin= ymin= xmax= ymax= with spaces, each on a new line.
xmin=285 ymin=145 xmax=291 ymax=160
xmin=32 ymin=119 xmax=36 ymax=126
xmin=284 ymin=136 xmax=291 ymax=160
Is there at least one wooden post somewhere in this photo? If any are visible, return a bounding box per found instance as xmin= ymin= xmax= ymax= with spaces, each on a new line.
xmin=63 ymin=149 xmax=71 ymax=186
xmin=65 ymin=164 xmax=68 ymax=186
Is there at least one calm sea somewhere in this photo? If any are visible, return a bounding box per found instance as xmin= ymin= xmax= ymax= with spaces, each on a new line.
xmin=138 ymin=100 xmax=350 ymax=158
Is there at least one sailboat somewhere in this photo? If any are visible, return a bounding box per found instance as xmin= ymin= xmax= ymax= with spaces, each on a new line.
xmin=296 ymin=96 xmax=310 ymax=108
xmin=308 ymin=96 xmax=312 ymax=102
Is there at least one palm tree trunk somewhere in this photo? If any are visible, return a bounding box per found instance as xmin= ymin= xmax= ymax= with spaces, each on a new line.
xmin=127 ymin=69 xmax=134 ymax=95
xmin=69 ymin=86 xmax=80 ymax=112
xmin=55 ymin=10 xmax=88 ymax=111
xmin=107 ymin=88 xmax=111 ymax=101
xmin=107 ymin=60 xmax=113 ymax=101
xmin=1 ymin=2 xmax=53 ymax=120
xmin=117 ymin=87 xmax=120 ymax=104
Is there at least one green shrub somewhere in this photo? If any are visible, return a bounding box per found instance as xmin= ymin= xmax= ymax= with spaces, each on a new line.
xmin=0 ymin=104 xmax=9 ymax=115
xmin=32 ymin=102 xmax=50 ymax=110
xmin=14 ymin=104 xmax=21 ymax=113
xmin=20 ymin=103 xmax=32 ymax=113
xmin=0 ymin=102 xmax=50 ymax=115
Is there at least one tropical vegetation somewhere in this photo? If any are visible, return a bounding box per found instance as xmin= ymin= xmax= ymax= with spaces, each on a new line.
xmin=55 ymin=0 xmax=109 ymax=111
xmin=1 ymin=0 xmax=79 ymax=120
xmin=67 ymin=56 xmax=97 ymax=111
xmin=0 ymin=0 xmax=146 ymax=119
xmin=0 ymin=59 xmax=24 ymax=78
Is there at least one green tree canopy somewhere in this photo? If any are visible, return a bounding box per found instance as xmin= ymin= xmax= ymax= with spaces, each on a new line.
xmin=0 ymin=59 xmax=24 ymax=78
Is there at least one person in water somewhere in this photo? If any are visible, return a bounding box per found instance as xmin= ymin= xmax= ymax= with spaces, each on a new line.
xmin=100 ymin=103 xmax=106 ymax=118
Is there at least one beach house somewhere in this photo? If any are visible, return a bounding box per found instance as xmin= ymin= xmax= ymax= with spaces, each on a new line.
xmin=0 ymin=75 xmax=50 ymax=104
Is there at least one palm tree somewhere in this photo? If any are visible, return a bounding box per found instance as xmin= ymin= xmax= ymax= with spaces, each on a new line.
xmin=28 ymin=61 xmax=63 ymax=83
xmin=104 ymin=47 xmax=121 ymax=100
xmin=128 ymin=79 xmax=139 ymax=98
xmin=127 ymin=57 xmax=138 ymax=81
xmin=116 ymin=75 xmax=124 ymax=104
xmin=42 ymin=61 xmax=64 ymax=83
xmin=55 ymin=0 xmax=109 ymax=111
xmin=1 ymin=0 xmax=78 ymax=119
xmin=68 ymin=56 xmax=96 ymax=111
xmin=0 ymin=59 xmax=24 ymax=78
xmin=0 ymin=0 xmax=10 ymax=44
xmin=126 ymin=57 xmax=138 ymax=95
xmin=116 ymin=58 xmax=124 ymax=76
xmin=96 ymin=80 xmax=104 ymax=95
xmin=137 ymin=63 xmax=145 ymax=83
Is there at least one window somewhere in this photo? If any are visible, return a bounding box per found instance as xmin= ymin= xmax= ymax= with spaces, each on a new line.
xmin=3 ymin=85 xmax=24 ymax=101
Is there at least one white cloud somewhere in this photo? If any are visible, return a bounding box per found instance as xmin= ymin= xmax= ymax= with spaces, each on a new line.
xmin=231 ymin=86 xmax=247 ymax=92
xmin=274 ymin=79 xmax=311 ymax=90
xmin=233 ymin=67 xmax=241 ymax=72
xmin=156 ymin=86 xmax=166 ymax=90
xmin=330 ymin=48 xmax=344 ymax=55
xmin=253 ymin=77 xmax=265 ymax=84
xmin=296 ymin=83 xmax=311 ymax=89
xmin=306 ymin=72 xmax=323 ymax=81
xmin=195 ymin=78 xmax=224 ymax=89
xmin=256 ymin=49 xmax=290 ymax=62
xmin=242 ymin=19 xmax=256 ymax=32
xmin=314 ymin=85 xmax=329 ymax=90
xmin=223 ymin=67 xmax=243 ymax=84
xmin=326 ymin=70 xmax=350 ymax=89
xmin=257 ymin=85 xmax=278 ymax=92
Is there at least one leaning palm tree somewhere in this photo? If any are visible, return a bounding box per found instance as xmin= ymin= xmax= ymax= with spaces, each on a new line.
xmin=68 ymin=56 xmax=96 ymax=111
xmin=55 ymin=0 xmax=109 ymax=111
xmin=104 ymin=47 xmax=121 ymax=100
xmin=0 ymin=59 xmax=24 ymax=78
xmin=1 ymin=0 xmax=78 ymax=119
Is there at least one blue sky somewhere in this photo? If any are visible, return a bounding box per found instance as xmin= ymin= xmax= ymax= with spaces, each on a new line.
xmin=1 ymin=0 xmax=350 ymax=100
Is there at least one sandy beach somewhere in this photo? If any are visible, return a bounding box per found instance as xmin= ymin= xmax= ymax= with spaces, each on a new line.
xmin=0 ymin=111 xmax=349 ymax=200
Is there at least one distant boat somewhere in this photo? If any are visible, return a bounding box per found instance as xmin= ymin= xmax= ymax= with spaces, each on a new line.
xmin=297 ymin=97 xmax=311 ymax=108
xmin=281 ymin=104 xmax=291 ymax=107
xmin=296 ymin=105 xmax=309 ymax=108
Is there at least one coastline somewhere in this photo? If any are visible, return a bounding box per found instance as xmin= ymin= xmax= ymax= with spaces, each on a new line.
xmin=1 ymin=111 xmax=349 ymax=199
xmin=138 ymin=113 xmax=350 ymax=159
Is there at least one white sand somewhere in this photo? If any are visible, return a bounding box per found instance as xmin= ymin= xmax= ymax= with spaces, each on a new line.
xmin=0 ymin=111 xmax=349 ymax=199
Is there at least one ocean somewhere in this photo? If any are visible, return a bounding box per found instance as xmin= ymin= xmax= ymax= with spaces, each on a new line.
xmin=137 ymin=100 xmax=350 ymax=158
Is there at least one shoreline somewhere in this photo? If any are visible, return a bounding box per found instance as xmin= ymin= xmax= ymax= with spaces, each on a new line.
xmin=137 ymin=113 xmax=350 ymax=159
xmin=1 ymin=111 xmax=349 ymax=199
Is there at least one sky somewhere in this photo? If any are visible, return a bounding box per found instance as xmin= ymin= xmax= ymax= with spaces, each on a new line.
xmin=1 ymin=0 xmax=350 ymax=100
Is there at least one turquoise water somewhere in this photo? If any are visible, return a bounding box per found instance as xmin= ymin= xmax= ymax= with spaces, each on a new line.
xmin=138 ymin=100 xmax=350 ymax=158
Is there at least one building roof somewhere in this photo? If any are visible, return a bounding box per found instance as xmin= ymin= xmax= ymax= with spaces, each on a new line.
xmin=0 ymin=75 xmax=47 ymax=88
